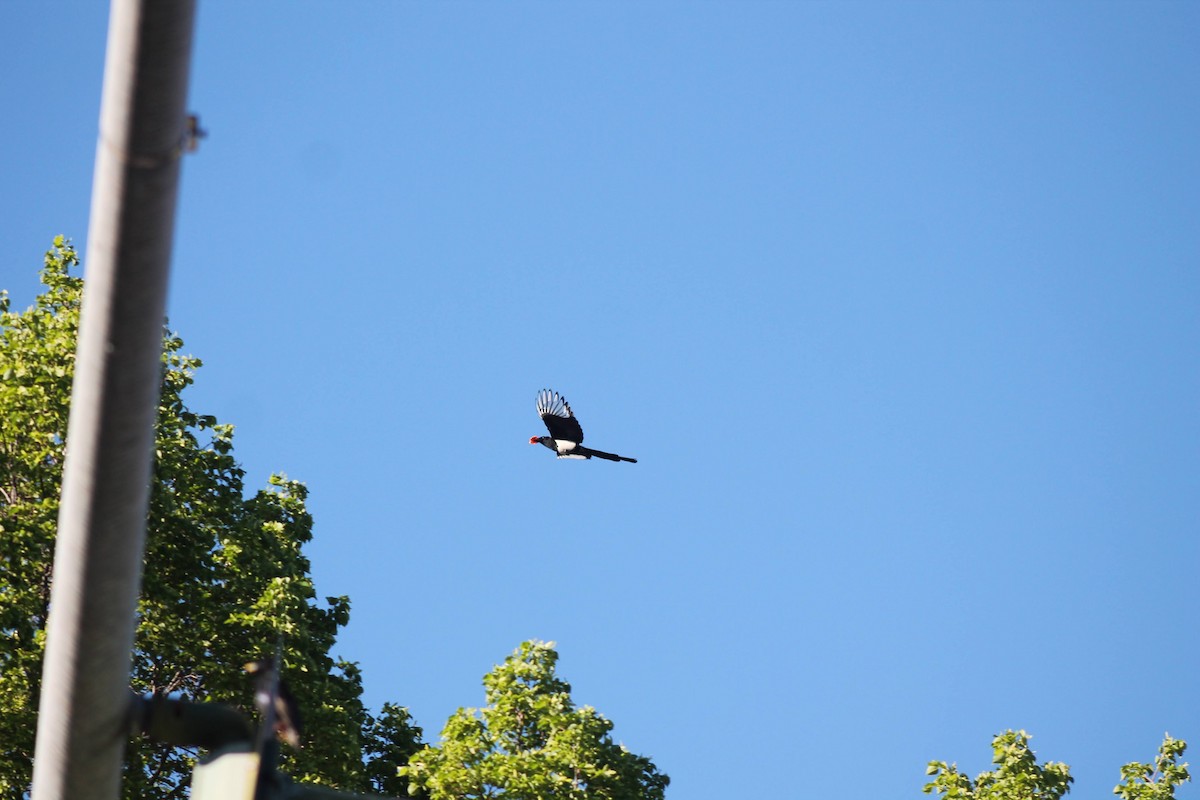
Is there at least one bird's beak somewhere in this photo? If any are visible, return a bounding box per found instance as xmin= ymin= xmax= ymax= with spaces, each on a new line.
xmin=529 ymin=436 xmax=539 ymax=444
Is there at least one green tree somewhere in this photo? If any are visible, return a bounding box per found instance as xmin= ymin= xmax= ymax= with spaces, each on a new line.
xmin=0 ymin=238 xmax=423 ymax=799
xmin=402 ymin=640 xmax=668 ymax=800
xmin=1114 ymin=735 xmax=1190 ymax=800
xmin=924 ymin=730 xmax=1073 ymax=800
xmin=925 ymin=731 xmax=1191 ymax=800
xmin=366 ymin=704 xmax=429 ymax=798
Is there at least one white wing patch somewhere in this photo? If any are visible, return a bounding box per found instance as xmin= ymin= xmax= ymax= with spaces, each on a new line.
xmin=554 ymin=439 xmax=578 ymax=451
xmin=537 ymin=389 xmax=574 ymax=419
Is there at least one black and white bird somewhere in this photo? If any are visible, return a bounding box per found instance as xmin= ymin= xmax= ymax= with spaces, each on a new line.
xmin=530 ymin=389 xmax=637 ymax=463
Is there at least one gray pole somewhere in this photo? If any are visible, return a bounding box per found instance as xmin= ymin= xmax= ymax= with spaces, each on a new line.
xmin=30 ymin=2 xmax=196 ymax=799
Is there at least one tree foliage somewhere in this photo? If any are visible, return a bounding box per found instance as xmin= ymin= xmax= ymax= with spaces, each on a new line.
xmin=925 ymin=730 xmax=1190 ymax=800
xmin=1114 ymin=735 xmax=1190 ymax=800
xmin=924 ymin=730 xmax=1073 ymax=800
xmin=402 ymin=640 xmax=668 ymax=800
xmin=0 ymin=238 xmax=423 ymax=799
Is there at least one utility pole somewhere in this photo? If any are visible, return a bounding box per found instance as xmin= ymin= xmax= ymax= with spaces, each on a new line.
xmin=30 ymin=2 xmax=197 ymax=799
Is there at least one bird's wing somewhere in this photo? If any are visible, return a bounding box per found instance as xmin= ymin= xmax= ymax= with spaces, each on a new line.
xmin=537 ymin=389 xmax=584 ymax=443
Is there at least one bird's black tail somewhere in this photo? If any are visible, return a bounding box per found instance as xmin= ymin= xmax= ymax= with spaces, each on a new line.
xmin=578 ymin=446 xmax=637 ymax=463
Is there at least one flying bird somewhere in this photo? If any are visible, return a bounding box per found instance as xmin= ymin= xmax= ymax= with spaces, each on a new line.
xmin=530 ymin=389 xmax=637 ymax=463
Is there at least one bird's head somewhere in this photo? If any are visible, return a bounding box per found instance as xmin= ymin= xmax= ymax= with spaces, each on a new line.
xmin=529 ymin=436 xmax=541 ymax=445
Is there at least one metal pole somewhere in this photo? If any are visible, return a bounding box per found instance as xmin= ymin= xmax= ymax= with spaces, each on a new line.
xmin=31 ymin=1 xmax=196 ymax=799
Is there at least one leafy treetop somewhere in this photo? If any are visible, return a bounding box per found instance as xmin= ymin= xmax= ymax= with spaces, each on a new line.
xmin=1114 ymin=735 xmax=1189 ymax=800
xmin=925 ymin=730 xmax=1190 ymax=800
xmin=402 ymin=640 xmax=669 ymax=800
xmin=0 ymin=238 xmax=423 ymax=800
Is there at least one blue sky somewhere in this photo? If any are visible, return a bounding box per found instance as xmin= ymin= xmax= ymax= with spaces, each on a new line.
xmin=3 ymin=3 xmax=1198 ymax=798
